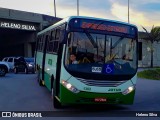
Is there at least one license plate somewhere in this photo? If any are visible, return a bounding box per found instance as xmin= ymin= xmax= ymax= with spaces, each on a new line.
xmin=94 ymin=98 xmax=107 ymax=102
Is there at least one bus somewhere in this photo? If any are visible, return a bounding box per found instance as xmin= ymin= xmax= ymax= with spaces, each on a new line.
xmin=35 ymin=16 xmax=138 ymax=108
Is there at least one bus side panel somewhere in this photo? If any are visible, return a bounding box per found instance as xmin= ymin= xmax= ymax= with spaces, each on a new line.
xmin=42 ymin=35 xmax=49 ymax=82
xmin=36 ymin=52 xmax=43 ymax=69
xmin=44 ymin=53 xmax=58 ymax=91
xmin=36 ymin=51 xmax=43 ymax=80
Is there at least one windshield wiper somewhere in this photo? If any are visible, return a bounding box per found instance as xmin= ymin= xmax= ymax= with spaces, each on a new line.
xmin=83 ymin=29 xmax=98 ymax=48
xmin=111 ymin=36 xmax=125 ymax=49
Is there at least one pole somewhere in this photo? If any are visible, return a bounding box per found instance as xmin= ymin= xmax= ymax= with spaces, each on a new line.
xmin=77 ymin=0 xmax=79 ymax=16
xmin=128 ymin=0 xmax=129 ymax=23
xmin=54 ymin=0 xmax=56 ymax=17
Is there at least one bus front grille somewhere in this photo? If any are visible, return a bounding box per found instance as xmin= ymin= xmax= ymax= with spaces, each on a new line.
xmin=77 ymin=78 xmax=126 ymax=87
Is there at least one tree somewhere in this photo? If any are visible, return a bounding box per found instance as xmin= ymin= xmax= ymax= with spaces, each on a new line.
xmin=142 ymin=26 xmax=160 ymax=67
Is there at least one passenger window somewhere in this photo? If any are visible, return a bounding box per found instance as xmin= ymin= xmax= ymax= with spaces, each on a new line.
xmin=56 ymin=29 xmax=60 ymax=40
xmin=43 ymin=24 xmax=65 ymax=54
xmin=47 ymin=32 xmax=53 ymax=53
xmin=51 ymin=30 xmax=56 ymax=40
xmin=38 ymin=36 xmax=42 ymax=51
xmin=53 ymin=41 xmax=59 ymax=53
xmin=47 ymin=29 xmax=60 ymax=53
xmin=8 ymin=58 xmax=13 ymax=62
xmin=36 ymin=37 xmax=40 ymax=51
xmin=3 ymin=58 xmax=7 ymax=61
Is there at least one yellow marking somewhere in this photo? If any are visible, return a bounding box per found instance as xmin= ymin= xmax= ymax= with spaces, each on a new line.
xmin=42 ymin=80 xmax=45 ymax=85
xmin=55 ymin=96 xmax=60 ymax=102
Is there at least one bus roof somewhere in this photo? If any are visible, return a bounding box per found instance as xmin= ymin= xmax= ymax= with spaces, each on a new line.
xmin=38 ymin=16 xmax=137 ymax=35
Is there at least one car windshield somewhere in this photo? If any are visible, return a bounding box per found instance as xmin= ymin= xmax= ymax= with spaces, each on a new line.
xmin=65 ymin=32 xmax=137 ymax=75
xmin=25 ymin=58 xmax=34 ymax=63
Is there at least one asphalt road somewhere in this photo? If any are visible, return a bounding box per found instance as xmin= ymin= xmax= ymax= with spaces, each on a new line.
xmin=0 ymin=73 xmax=160 ymax=119
xmin=0 ymin=73 xmax=53 ymax=111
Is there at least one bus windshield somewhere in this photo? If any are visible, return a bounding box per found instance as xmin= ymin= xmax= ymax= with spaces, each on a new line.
xmin=65 ymin=32 xmax=137 ymax=77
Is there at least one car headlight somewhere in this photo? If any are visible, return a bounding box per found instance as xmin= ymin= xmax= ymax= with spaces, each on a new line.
xmin=61 ymin=80 xmax=80 ymax=93
xmin=28 ymin=64 xmax=33 ymax=67
xmin=122 ymin=86 xmax=134 ymax=95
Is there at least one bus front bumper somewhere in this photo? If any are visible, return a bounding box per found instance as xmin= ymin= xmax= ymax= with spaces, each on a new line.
xmin=59 ymin=84 xmax=135 ymax=105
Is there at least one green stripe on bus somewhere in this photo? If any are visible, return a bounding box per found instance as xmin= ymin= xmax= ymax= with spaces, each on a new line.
xmin=60 ymin=84 xmax=135 ymax=105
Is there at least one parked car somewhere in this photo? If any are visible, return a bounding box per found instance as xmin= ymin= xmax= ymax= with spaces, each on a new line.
xmin=24 ymin=57 xmax=35 ymax=73
xmin=14 ymin=57 xmax=35 ymax=74
xmin=0 ymin=61 xmax=10 ymax=76
xmin=2 ymin=57 xmax=17 ymax=70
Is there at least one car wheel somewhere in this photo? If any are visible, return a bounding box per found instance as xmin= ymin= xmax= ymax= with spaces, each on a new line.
xmin=24 ymin=68 xmax=28 ymax=74
xmin=14 ymin=68 xmax=18 ymax=74
xmin=0 ymin=67 xmax=6 ymax=76
xmin=32 ymin=70 xmax=35 ymax=74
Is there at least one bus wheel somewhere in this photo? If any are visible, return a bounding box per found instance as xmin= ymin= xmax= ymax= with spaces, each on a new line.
xmin=39 ymin=79 xmax=44 ymax=86
xmin=37 ymin=70 xmax=43 ymax=86
xmin=51 ymin=75 xmax=54 ymax=97
xmin=53 ymin=95 xmax=62 ymax=109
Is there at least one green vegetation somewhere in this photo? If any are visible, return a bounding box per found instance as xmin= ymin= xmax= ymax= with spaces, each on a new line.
xmin=137 ymin=68 xmax=160 ymax=80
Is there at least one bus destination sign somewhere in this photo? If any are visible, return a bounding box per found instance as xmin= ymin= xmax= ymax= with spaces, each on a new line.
xmin=81 ymin=22 xmax=128 ymax=33
xmin=70 ymin=18 xmax=137 ymax=36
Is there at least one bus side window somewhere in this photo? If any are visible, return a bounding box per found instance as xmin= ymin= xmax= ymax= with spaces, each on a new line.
xmin=59 ymin=25 xmax=66 ymax=42
xmin=52 ymin=30 xmax=56 ymax=40
xmin=41 ymin=35 xmax=46 ymax=51
xmin=36 ymin=36 xmax=40 ymax=52
xmin=56 ymin=29 xmax=60 ymax=40
xmin=46 ymin=31 xmax=53 ymax=53
xmin=38 ymin=36 xmax=44 ymax=51
xmin=46 ymin=30 xmax=56 ymax=53
xmin=45 ymin=35 xmax=50 ymax=51
xmin=52 ymin=29 xmax=60 ymax=53
xmin=37 ymin=37 xmax=40 ymax=51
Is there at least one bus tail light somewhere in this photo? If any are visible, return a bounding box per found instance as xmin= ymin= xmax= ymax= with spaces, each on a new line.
xmin=61 ymin=80 xmax=80 ymax=93
xmin=122 ymin=86 xmax=134 ymax=95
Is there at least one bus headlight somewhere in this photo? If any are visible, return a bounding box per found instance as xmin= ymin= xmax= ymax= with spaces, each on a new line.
xmin=61 ymin=80 xmax=80 ymax=93
xmin=122 ymin=86 xmax=134 ymax=95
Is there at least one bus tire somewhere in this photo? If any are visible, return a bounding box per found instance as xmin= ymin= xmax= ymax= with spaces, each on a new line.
xmin=37 ymin=70 xmax=43 ymax=86
xmin=51 ymin=75 xmax=54 ymax=94
xmin=39 ymin=79 xmax=44 ymax=86
xmin=53 ymin=95 xmax=62 ymax=109
xmin=52 ymin=77 xmax=61 ymax=108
